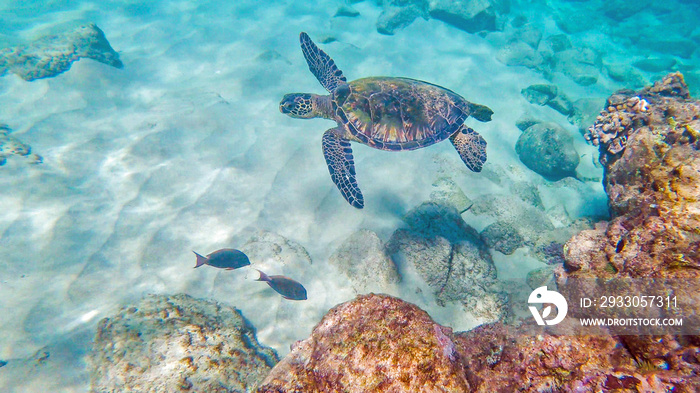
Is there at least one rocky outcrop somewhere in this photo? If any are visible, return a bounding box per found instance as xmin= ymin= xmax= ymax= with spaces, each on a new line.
xmin=553 ymin=72 xmax=700 ymax=387
xmin=89 ymin=294 xmax=277 ymax=393
xmin=256 ymin=294 xmax=471 ymax=392
xmin=579 ymin=73 xmax=700 ymax=271
xmin=0 ymin=23 xmax=122 ymax=81
xmin=454 ymin=322 xmax=699 ymax=392
xmin=256 ymin=293 xmax=700 ymax=392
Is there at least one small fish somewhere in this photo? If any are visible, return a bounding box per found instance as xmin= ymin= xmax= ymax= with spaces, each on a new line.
xmin=193 ymin=249 xmax=250 ymax=270
xmin=255 ymin=269 xmax=307 ymax=300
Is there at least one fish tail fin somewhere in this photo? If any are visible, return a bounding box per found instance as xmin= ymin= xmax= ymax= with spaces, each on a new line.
xmin=193 ymin=251 xmax=207 ymax=268
xmin=255 ymin=269 xmax=270 ymax=282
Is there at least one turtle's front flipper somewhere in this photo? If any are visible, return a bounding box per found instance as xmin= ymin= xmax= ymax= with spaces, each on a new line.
xmin=300 ymin=32 xmax=347 ymax=93
xmin=322 ymin=128 xmax=364 ymax=209
xmin=450 ymin=125 xmax=487 ymax=172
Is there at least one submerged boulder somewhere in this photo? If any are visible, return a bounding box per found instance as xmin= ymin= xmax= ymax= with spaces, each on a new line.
xmin=386 ymin=203 xmax=504 ymax=321
xmin=89 ymin=294 xmax=277 ymax=393
xmin=516 ymin=122 xmax=580 ymax=181
xmin=428 ymin=0 xmax=509 ymax=33
xmin=256 ymin=294 xmax=471 ymax=392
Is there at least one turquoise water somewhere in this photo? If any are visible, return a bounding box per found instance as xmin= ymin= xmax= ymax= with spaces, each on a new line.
xmin=0 ymin=0 xmax=698 ymax=391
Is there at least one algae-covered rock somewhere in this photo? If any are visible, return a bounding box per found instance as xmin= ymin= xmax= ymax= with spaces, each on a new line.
xmin=521 ymin=84 xmax=558 ymax=106
xmin=561 ymin=73 xmax=700 ymax=380
xmin=515 ymin=122 xmax=580 ymax=181
xmin=89 ymin=294 xmax=278 ymax=393
xmin=480 ymin=221 xmax=523 ymax=255
xmin=1 ymin=23 xmax=122 ymax=81
xmin=256 ymin=294 xmax=471 ymax=392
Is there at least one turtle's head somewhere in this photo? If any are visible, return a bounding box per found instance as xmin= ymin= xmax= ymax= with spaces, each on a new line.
xmin=280 ymin=93 xmax=318 ymax=119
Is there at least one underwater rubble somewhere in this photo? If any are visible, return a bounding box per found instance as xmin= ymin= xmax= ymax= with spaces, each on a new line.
xmin=89 ymin=294 xmax=277 ymax=393
xmin=0 ymin=23 xmax=122 ymax=81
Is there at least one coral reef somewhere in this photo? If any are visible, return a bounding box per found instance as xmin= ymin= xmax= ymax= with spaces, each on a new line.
xmin=515 ymin=122 xmax=580 ymax=181
xmin=256 ymin=294 xmax=471 ymax=392
xmin=0 ymin=23 xmax=122 ymax=81
xmin=89 ymin=294 xmax=277 ymax=393
xmin=386 ymin=202 xmax=507 ymax=321
xmin=329 ymin=229 xmax=400 ymax=294
xmin=0 ymin=123 xmax=42 ymax=166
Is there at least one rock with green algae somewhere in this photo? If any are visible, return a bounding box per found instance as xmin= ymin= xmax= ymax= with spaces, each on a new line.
xmin=255 ymin=294 xmax=471 ymax=392
xmin=89 ymin=294 xmax=278 ymax=393
xmin=0 ymin=23 xmax=122 ymax=81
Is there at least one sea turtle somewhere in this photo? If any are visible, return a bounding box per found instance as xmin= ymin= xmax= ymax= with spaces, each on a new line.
xmin=280 ymin=32 xmax=493 ymax=209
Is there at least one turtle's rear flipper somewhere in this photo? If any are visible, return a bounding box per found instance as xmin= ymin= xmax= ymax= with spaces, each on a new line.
xmin=300 ymin=32 xmax=347 ymax=93
xmin=450 ymin=125 xmax=487 ymax=172
xmin=322 ymin=128 xmax=364 ymax=209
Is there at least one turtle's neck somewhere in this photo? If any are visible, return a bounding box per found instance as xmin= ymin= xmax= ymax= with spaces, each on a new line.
xmin=312 ymin=94 xmax=334 ymax=120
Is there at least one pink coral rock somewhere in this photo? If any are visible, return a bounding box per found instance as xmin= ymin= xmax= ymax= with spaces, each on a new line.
xmin=256 ymin=294 xmax=470 ymax=393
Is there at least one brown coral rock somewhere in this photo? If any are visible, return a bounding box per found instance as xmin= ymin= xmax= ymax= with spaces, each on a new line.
xmin=256 ymin=294 xmax=470 ymax=393
xmin=570 ymin=72 xmax=700 ymax=277
xmin=455 ymin=322 xmax=637 ymax=392
xmin=555 ymin=72 xmax=700 ymax=389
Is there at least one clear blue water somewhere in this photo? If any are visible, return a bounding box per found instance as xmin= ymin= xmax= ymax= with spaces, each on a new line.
xmin=0 ymin=0 xmax=698 ymax=391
